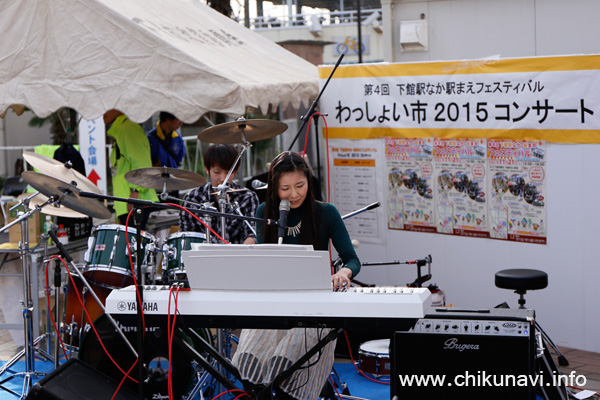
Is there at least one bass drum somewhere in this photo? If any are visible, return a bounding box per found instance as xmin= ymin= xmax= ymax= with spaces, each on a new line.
xmin=62 ymin=272 xmax=117 ymax=347
xmin=358 ymin=339 xmax=391 ymax=377
xmin=78 ymin=314 xmax=214 ymax=400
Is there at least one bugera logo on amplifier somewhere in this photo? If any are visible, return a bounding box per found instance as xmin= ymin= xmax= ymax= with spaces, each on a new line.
xmin=443 ymin=337 xmax=480 ymax=351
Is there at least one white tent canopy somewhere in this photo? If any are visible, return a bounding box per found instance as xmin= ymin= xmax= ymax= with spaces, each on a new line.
xmin=0 ymin=0 xmax=319 ymax=123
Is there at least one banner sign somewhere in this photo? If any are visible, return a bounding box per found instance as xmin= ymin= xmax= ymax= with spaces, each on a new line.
xmin=319 ymin=54 xmax=600 ymax=143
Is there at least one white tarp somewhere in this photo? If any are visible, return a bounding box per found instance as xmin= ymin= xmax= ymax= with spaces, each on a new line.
xmin=0 ymin=0 xmax=319 ymax=122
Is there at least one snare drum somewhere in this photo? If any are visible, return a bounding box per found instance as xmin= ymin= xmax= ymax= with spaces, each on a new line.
xmin=83 ymin=224 xmax=155 ymax=287
xmin=358 ymin=339 xmax=391 ymax=377
xmin=162 ymin=231 xmax=206 ymax=282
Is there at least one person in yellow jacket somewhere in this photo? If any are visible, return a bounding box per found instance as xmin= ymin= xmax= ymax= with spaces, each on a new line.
xmin=104 ymin=110 xmax=158 ymax=227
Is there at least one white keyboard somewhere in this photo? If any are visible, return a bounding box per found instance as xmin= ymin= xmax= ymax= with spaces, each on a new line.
xmin=106 ymin=285 xmax=431 ymax=331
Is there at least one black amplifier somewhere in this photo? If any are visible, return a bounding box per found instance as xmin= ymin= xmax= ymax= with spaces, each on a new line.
xmin=391 ymin=308 xmax=536 ymax=400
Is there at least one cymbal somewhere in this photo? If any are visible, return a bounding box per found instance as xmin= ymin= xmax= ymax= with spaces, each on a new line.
xmin=124 ymin=167 xmax=206 ymax=191
xmin=17 ymin=193 xmax=87 ymax=218
xmin=197 ymin=118 xmax=288 ymax=144
xmin=23 ymin=151 xmax=102 ymax=194
xmin=21 ymin=171 xmax=111 ymax=219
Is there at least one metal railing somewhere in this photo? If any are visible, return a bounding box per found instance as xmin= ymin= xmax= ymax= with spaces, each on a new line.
xmin=248 ymin=8 xmax=382 ymax=30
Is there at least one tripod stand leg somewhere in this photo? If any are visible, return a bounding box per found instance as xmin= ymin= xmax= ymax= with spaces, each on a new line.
xmin=535 ymin=321 xmax=569 ymax=366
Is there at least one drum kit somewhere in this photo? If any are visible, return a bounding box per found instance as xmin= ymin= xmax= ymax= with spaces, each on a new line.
xmin=0 ymin=118 xmax=286 ymax=398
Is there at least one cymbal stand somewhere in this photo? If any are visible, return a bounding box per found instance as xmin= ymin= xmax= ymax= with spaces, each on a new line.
xmin=0 ymin=194 xmax=52 ymax=397
xmin=213 ymin=133 xmax=253 ymax=393
xmin=213 ymin=121 xmax=252 ymax=211
xmin=232 ymin=201 xmax=256 ymax=237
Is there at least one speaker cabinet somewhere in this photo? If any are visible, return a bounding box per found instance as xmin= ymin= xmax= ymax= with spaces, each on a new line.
xmin=391 ymin=308 xmax=536 ymax=400
xmin=26 ymin=359 xmax=138 ymax=400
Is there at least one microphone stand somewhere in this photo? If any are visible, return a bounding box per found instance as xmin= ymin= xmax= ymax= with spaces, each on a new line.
xmin=341 ymin=201 xmax=380 ymax=220
xmin=288 ymin=53 xmax=345 ymax=188
xmin=361 ymin=255 xmax=433 ymax=288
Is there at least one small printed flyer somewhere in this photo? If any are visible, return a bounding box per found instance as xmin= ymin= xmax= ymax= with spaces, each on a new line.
xmin=329 ymin=139 xmax=383 ymax=242
xmin=487 ymin=139 xmax=547 ymax=244
xmin=385 ymin=137 xmax=436 ymax=233
xmin=433 ymin=138 xmax=489 ymax=238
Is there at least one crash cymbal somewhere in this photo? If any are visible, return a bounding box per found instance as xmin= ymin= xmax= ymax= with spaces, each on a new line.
xmin=197 ymin=118 xmax=288 ymax=144
xmin=21 ymin=171 xmax=111 ymax=219
xmin=17 ymin=193 xmax=87 ymax=218
xmin=124 ymin=167 xmax=206 ymax=191
xmin=23 ymin=151 xmax=102 ymax=194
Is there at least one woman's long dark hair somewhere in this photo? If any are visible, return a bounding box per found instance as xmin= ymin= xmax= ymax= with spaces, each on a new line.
xmin=263 ymin=151 xmax=319 ymax=248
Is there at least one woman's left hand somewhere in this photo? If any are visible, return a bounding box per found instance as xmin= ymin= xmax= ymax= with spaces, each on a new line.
xmin=331 ymin=267 xmax=352 ymax=291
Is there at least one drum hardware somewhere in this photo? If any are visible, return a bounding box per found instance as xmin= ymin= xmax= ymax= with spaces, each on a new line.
xmin=17 ymin=192 xmax=87 ymax=218
xmin=0 ymin=194 xmax=64 ymax=396
xmin=47 ymin=229 xmax=139 ymax=357
xmin=232 ymin=200 xmax=257 ymax=237
xmin=161 ymin=231 xmax=206 ymax=285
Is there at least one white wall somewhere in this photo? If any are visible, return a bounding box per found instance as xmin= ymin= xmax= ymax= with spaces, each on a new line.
xmin=1 ymin=110 xmax=52 ymax=177
xmin=353 ymin=0 xmax=600 ymax=352
xmin=385 ymin=0 xmax=600 ymax=62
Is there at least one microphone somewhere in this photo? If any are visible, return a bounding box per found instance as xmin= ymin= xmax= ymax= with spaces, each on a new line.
xmin=278 ymin=199 xmax=290 ymax=244
xmin=251 ymin=179 xmax=268 ymax=190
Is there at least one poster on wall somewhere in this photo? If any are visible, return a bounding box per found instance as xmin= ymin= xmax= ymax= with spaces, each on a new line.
xmin=433 ymin=138 xmax=489 ymax=238
xmin=318 ymin=54 xmax=600 ymax=144
xmin=487 ymin=139 xmax=547 ymax=244
xmin=328 ymin=139 xmax=384 ymax=244
xmin=385 ymin=137 xmax=436 ymax=233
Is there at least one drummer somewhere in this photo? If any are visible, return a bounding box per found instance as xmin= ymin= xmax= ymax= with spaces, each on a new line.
xmin=179 ymin=144 xmax=259 ymax=244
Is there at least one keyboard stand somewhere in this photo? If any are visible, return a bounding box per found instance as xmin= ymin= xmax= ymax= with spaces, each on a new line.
xmin=176 ymin=326 xmax=343 ymax=400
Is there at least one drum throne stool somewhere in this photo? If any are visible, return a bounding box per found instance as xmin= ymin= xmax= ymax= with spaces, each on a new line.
xmin=494 ymin=268 xmax=568 ymax=366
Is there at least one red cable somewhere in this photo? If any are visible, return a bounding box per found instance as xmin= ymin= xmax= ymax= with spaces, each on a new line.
xmin=329 ymin=375 xmax=343 ymax=399
xmin=124 ymin=210 xmax=146 ymax=334
xmin=59 ymin=256 xmax=139 ymax=383
xmin=112 ymin=359 xmax=138 ymax=400
xmin=167 ymin=285 xmax=182 ymax=400
xmin=167 ymin=286 xmax=174 ymax=400
xmin=211 ymin=389 xmax=251 ymax=399
xmin=165 ymin=203 xmax=229 ymax=244
xmin=343 ymin=330 xmax=390 ymax=385
xmin=314 ymin=112 xmax=331 ymax=203
xmin=567 ymin=385 xmax=600 ymax=397
xmin=232 ymin=393 xmax=252 ymax=400
xmin=302 ymin=115 xmax=313 ymax=157
xmin=44 ymin=256 xmax=68 ymax=359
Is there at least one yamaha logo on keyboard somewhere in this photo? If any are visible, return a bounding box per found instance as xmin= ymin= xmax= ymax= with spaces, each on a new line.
xmin=117 ymin=300 xmax=159 ymax=312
